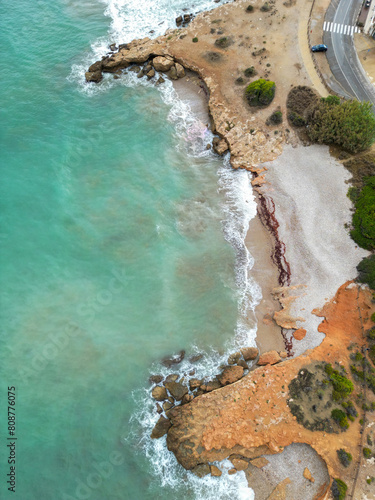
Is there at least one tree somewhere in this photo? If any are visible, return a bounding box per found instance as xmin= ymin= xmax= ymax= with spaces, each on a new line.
xmin=357 ymin=255 xmax=375 ymax=290
xmin=308 ymin=99 xmax=375 ymax=153
xmin=245 ymin=79 xmax=275 ymax=107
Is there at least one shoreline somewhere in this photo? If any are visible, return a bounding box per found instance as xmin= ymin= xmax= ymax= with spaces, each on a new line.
xmin=85 ymin=0 xmax=375 ymax=496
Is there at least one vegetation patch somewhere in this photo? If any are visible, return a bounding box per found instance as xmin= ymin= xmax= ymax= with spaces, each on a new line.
xmin=350 ymin=176 xmax=375 ymax=251
xmin=357 ymin=254 xmax=375 ymax=290
xmin=244 ymin=66 xmax=257 ymax=77
xmin=266 ymin=110 xmax=283 ymax=125
xmin=343 ymin=152 xmax=375 ymax=190
xmin=337 ymin=449 xmax=352 ymax=467
xmin=245 ymin=79 xmax=275 ymax=107
xmin=308 ymin=99 xmax=375 ymax=153
xmin=260 ymin=2 xmax=271 ymax=11
xmin=214 ymin=36 xmax=233 ymax=49
xmin=286 ymin=86 xmax=320 ymax=118
xmin=331 ymin=479 xmax=348 ymax=500
xmin=246 ymin=4 xmax=254 ymax=12
xmin=192 ymin=37 xmax=198 ymax=43
xmin=363 ymin=447 xmax=372 ymax=458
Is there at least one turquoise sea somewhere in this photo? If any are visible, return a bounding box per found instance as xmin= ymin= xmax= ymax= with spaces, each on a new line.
xmin=0 ymin=1 xmax=258 ymax=498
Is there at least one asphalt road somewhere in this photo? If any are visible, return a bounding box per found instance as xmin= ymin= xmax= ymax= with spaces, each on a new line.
xmin=323 ymin=0 xmax=375 ymax=104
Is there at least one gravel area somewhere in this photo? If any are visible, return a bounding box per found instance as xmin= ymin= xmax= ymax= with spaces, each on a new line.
xmin=260 ymin=144 xmax=369 ymax=357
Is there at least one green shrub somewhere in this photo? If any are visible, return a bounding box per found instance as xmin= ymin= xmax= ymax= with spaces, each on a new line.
xmin=331 ymin=409 xmax=349 ymax=428
xmin=245 ymin=78 xmax=275 ymax=107
xmin=357 ymin=254 xmax=375 ymax=290
xmin=337 ymin=449 xmax=352 ymax=467
xmin=244 ymin=66 xmax=257 ymax=77
xmin=368 ymin=328 xmax=375 ymax=340
xmin=235 ymin=77 xmax=245 ymax=85
xmin=347 ymin=186 xmax=360 ymax=203
xmin=331 ymin=479 xmax=348 ymax=500
xmin=192 ymin=37 xmax=198 ymax=43
xmin=246 ymin=5 xmax=254 ymax=12
xmin=342 ymin=401 xmax=358 ymax=418
xmin=288 ymin=111 xmax=306 ymax=127
xmin=372 ymin=312 xmax=375 ymax=322
xmin=325 ymin=364 xmax=354 ymax=400
xmin=260 ymin=2 xmax=271 ymax=11
xmin=322 ymin=95 xmax=341 ymax=106
xmin=215 ymin=36 xmax=232 ymax=48
xmin=363 ymin=447 xmax=372 ymax=458
xmin=268 ymin=110 xmax=283 ymax=125
xmin=308 ymin=100 xmax=375 ymax=153
xmin=350 ymin=176 xmax=375 ymax=250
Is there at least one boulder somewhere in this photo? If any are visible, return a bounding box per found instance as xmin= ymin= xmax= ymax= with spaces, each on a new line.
xmin=257 ymin=350 xmax=281 ymax=366
xmin=155 ymin=76 xmax=165 ymax=85
xmin=146 ymin=68 xmax=155 ymax=79
xmin=164 ymin=381 xmax=188 ymax=401
xmin=241 ymin=347 xmax=259 ymax=361
xmin=137 ymin=70 xmax=145 ymax=78
xmin=279 ymin=351 xmax=288 ymax=359
xmin=85 ymin=71 xmax=103 ymax=83
xmin=218 ymin=365 xmax=244 ymax=386
xmin=129 ymin=65 xmax=141 ymax=73
xmin=175 ymin=62 xmax=185 ymax=78
xmin=293 ymin=328 xmax=306 ymax=340
xmin=183 ymin=14 xmax=191 ymax=22
xmin=152 ymin=385 xmax=168 ymax=401
xmin=250 ymin=457 xmax=269 ymax=468
xmin=156 ymin=403 xmax=163 ymax=414
xmin=102 ymin=55 xmax=130 ymax=72
xmin=164 ymin=374 xmax=179 ymax=384
xmin=189 ymin=378 xmax=203 ymax=390
xmin=163 ymin=400 xmax=174 ymax=411
xmin=153 ymin=56 xmax=175 ymax=72
xmin=212 ymin=137 xmax=229 ymax=155
xmin=176 ymin=15 xmax=183 ymax=25
xmin=109 ymin=43 xmax=117 ymax=51
xmin=201 ymin=380 xmax=221 ymax=392
xmin=151 ymin=415 xmax=171 ymax=439
xmin=228 ymin=468 xmax=237 ymax=475
xmin=191 ymin=464 xmax=210 ymax=477
xmin=168 ymin=66 xmax=178 ymax=80
xmin=230 ymin=457 xmax=249 ymax=471
xmin=149 ymin=374 xmax=163 ymax=384
xmin=228 ymin=352 xmax=241 ymax=365
xmin=210 ymin=465 xmax=222 ymax=477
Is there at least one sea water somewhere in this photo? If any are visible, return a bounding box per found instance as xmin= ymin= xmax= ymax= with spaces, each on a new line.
xmin=0 ymin=1 xmax=258 ymax=498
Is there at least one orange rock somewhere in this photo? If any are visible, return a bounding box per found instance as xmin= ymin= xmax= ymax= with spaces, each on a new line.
xmin=257 ymin=350 xmax=281 ymax=366
xmin=210 ymin=465 xmax=222 ymax=477
xmin=293 ymin=328 xmax=306 ymax=340
xmin=230 ymin=457 xmax=249 ymax=471
xmin=303 ymin=467 xmax=314 ymax=483
xmin=228 ymin=468 xmax=237 ymax=475
xmin=241 ymin=347 xmax=259 ymax=361
xmin=218 ymin=365 xmax=244 ymax=385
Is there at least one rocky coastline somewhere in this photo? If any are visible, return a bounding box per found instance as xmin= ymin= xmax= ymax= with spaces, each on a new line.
xmin=86 ymin=0 xmax=375 ymax=497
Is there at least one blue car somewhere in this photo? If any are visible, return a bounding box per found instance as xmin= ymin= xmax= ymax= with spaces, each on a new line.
xmin=311 ymin=44 xmax=328 ymax=52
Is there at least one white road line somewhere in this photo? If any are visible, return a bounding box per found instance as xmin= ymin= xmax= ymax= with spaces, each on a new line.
xmin=344 ymin=25 xmax=348 ymax=35
xmin=323 ymin=21 xmax=327 ymax=30
xmin=351 ymin=26 xmax=354 ymax=35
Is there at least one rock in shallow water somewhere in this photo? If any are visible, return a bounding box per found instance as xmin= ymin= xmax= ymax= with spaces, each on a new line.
xmin=151 ymin=415 xmax=171 ymax=439
xmin=164 ymin=381 xmax=188 ymax=401
xmin=151 ymin=385 xmax=167 ymax=401
xmin=241 ymin=347 xmax=259 ymax=361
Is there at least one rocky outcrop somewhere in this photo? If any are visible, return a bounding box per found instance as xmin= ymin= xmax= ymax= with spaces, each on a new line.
xmin=164 ymin=282 xmax=373 ymax=489
xmin=151 ymin=415 xmax=171 ymax=439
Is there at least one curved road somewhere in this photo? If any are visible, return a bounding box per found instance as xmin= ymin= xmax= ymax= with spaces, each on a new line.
xmin=323 ymin=0 xmax=375 ymax=105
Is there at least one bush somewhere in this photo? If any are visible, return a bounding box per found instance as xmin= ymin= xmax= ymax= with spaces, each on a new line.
xmin=235 ymin=77 xmax=245 ymax=85
xmin=245 ymin=78 xmax=275 ymax=107
xmin=337 ymin=449 xmax=352 ymax=467
xmin=331 ymin=409 xmax=349 ymax=429
xmin=308 ymin=100 xmax=375 ymax=153
xmin=322 ymin=95 xmax=341 ymax=106
xmin=246 ymin=4 xmax=254 ymax=11
xmin=192 ymin=37 xmax=198 ymax=43
xmin=331 ymin=479 xmax=348 ymax=500
xmin=325 ymin=364 xmax=354 ymax=400
xmin=260 ymin=2 xmax=271 ymax=11
xmin=350 ymin=176 xmax=375 ymax=250
xmin=342 ymin=401 xmax=358 ymax=418
xmin=287 ymin=86 xmax=320 ymax=116
xmin=244 ymin=66 xmax=257 ymax=77
xmin=357 ymin=254 xmax=375 ymax=290
xmin=268 ymin=110 xmax=283 ymax=125
xmin=215 ymin=37 xmax=232 ymax=48
xmin=372 ymin=312 xmax=375 ymax=323
xmin=363 ymin=447 xmax=372 ymax=458
xmin=367 ymin=327 xmax=375 ymax=340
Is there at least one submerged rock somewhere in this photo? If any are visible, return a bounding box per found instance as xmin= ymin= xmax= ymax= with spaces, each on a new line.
xmin=161 ymin=350 xmax=185 ymax=368
xmin=218 ymin=365 xmax=244 ymax=386
xmin=149 ymin=374 xmax=163 ymax=384
xmin=151 ymin=415 xmax=171 ymax=439
xmin=85 ymin=71 xmax=103 ymax=83
xmin=164 ymin=374 xmax=179 ymax=384
xmin=228 ymin=351 xmax=241 ymax=365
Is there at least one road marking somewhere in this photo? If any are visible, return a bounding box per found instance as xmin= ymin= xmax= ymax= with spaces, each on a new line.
xmin=323 ymin=22 xmax=361 ymax=36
